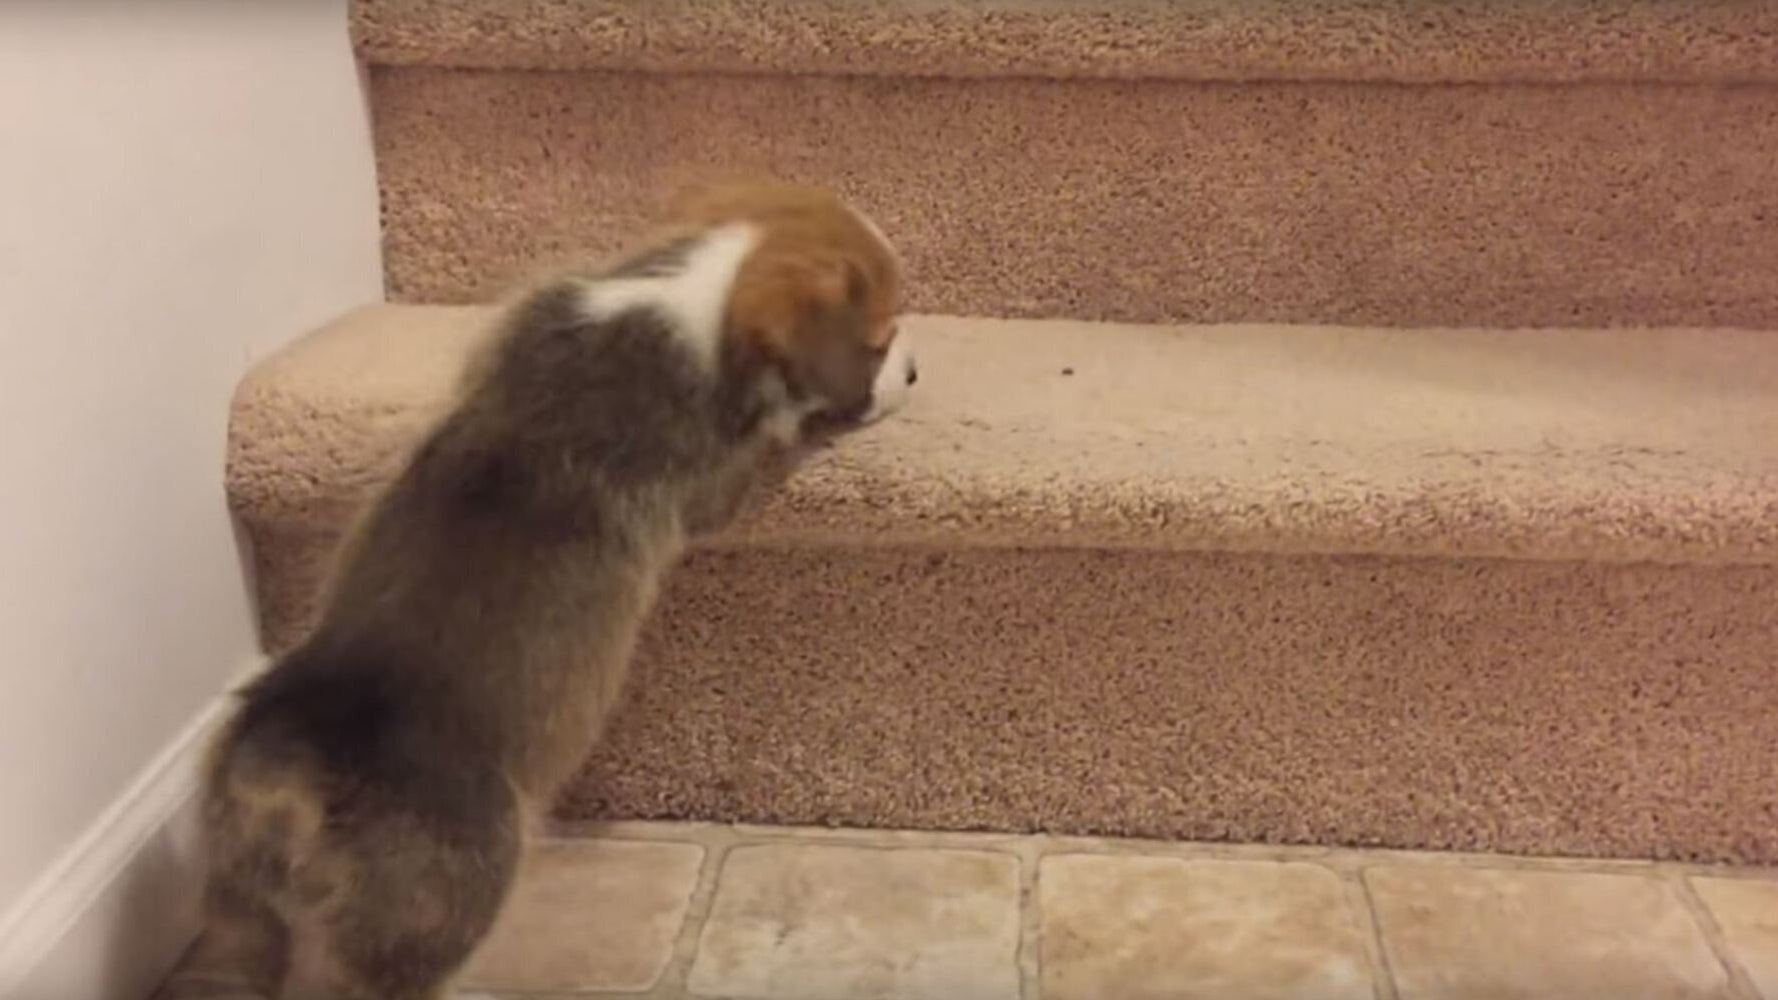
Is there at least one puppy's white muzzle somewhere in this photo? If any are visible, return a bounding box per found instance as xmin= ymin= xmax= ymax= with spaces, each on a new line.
xmin=862 ymin=333 xmax=917 ymax=424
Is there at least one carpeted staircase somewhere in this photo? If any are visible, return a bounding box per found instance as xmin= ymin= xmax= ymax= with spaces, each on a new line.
xmin=229 ymin=0 xmax=1778 ymax=864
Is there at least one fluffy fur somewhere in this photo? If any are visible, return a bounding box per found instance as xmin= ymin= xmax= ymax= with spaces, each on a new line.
xmin=158 ymin=181 xmax=912 ymax=1000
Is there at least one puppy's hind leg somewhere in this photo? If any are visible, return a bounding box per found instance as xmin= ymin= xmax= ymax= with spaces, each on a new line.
xmin=299 ymin=779 xmax=522 ymax=1000
xmin=154 ymin=871 xmax=291 ymax=1000
xmin=157 ymin=765 xmax=309 ymax=1000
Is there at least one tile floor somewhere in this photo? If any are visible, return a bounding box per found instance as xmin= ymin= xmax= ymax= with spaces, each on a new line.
xmin=458 ymin=821 xmax=1778 ymax=1000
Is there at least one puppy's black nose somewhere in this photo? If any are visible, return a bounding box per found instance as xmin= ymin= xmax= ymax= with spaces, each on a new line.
xmin=905 ymin=362 xmax=918 ymax=386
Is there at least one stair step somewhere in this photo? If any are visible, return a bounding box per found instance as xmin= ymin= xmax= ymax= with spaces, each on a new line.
xmin=229 ymin=306 xmax=1778 ymax=863
xmin=355 ymin=1 xmax=1778 ymax=329
xmin=233 ymin=306 xmax=1778 ymax=564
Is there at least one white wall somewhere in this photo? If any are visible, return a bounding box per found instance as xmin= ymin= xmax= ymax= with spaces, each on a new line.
xmin=0 ymin=0 xmax=381 ymax=989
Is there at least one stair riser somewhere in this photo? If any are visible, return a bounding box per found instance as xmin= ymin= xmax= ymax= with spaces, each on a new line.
xmin=371 ymin=67 xmax=1778 ymax=328
xmin=250 ymin=530 xmax=1778 ymax=864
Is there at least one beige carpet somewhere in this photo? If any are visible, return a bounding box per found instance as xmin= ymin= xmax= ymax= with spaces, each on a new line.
xmin=230 ymin=307 xmax=1778 ymax=862
xmin=351 ymin=0 xmax=1778 ymax=83
xmin=352 ymin=0 xmax=1778 ymax=329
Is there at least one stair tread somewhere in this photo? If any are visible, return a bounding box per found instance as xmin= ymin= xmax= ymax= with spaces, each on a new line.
xmin=230 ymin=305 xmax=1778 ymax=565
xmin=350 ymin=0 xmax=1778 ymax=85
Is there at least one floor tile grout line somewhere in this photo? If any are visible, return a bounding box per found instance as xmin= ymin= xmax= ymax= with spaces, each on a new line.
xmin=1015 ymin=836 xmax=1045 ymax=1000
xmin=1668 ymin=868 xmax=1764 ymax=1000
xmin=642 ymin=824 xmax=739 ymax=1000
xmin=552 ymin=819 xmax=1778 ymax=882
xmin=1346 ymin=867 xmax=1402 ymax=1000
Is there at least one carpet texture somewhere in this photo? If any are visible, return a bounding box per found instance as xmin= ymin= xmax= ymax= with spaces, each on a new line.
xmin=228 ymin=306 xmax=1778 ymax=861
xmin=350 ymin=0 xmax=1778 ymax=83
xmin=571 ymin=545 xmax=1778 ymax=864
xmin=353 ymin=0 xmax=1778 ymax=328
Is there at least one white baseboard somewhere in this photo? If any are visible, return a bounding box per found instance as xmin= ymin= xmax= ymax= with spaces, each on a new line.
xmin=0 ymin=660 xmax=264 ymax=1000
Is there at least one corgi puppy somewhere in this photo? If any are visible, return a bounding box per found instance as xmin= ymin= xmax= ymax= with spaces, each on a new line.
xmin=160 ymin=180 xmax=913 ymax=1000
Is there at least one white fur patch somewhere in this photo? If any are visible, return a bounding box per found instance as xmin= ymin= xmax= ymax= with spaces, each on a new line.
xmin=578 ymin=222 xmax=760 ymax=370
xmin=750 ymin=373 xmax=821 ymax=447
xmin=862 ymin=331 xmax=916 ymax=424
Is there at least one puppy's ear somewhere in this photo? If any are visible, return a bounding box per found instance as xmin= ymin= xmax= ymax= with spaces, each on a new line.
xmin=724 ymin=249 xmax=862 ymax=368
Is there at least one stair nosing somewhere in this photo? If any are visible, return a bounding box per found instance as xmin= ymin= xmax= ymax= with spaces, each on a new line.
xmin=226 ymin=304 xmax=1778 ymax=569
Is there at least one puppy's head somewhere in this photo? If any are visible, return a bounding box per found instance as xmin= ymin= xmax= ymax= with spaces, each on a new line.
xmin=669 ymin=179 xmax=916 ymax=437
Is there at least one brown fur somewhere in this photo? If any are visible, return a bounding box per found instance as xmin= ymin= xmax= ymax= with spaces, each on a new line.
xmin=159 ymin=182 xmax=905 ymax=1000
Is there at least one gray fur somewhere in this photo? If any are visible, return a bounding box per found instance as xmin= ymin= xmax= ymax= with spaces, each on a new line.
xmin=158 ymin=229 xmax=897 ymax=1000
